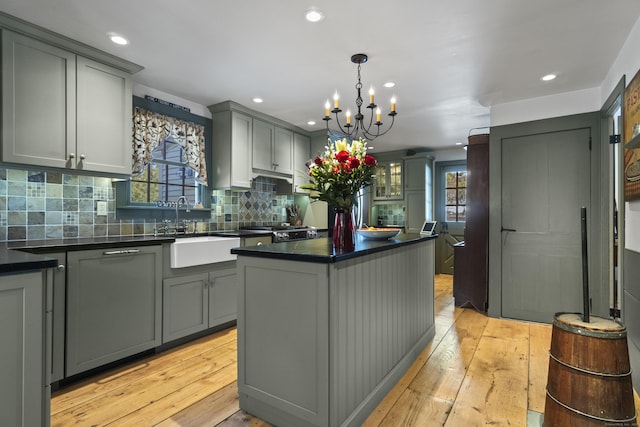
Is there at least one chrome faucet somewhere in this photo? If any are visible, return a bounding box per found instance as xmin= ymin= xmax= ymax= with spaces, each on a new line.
xmin=175 ymin=196 xmax=191 ymax=233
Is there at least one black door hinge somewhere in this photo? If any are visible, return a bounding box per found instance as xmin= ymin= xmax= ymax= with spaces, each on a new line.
xmin=610 ymin=307 xmax=621 ymax=318
xmin=610 ymin=134 xmax=622 ymax=144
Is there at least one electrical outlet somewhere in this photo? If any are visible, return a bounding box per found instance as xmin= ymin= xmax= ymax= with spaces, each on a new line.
xmin=96 ymin=201 xmax=107 ymax=216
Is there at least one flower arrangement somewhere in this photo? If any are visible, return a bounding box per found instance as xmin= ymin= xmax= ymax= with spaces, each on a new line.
xmin=301 ymin=138 xmax=377 ymax=209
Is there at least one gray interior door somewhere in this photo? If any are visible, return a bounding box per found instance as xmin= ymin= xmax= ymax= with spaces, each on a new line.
xmin=501 ymin=128 xmax=591 ymax=322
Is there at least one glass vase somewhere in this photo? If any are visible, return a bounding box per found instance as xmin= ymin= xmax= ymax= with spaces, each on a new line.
xmin=333 ymin=207 xmax=355 ymax=252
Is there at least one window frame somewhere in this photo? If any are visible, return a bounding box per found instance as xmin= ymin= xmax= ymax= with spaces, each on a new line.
xmin=434 ymin=159 xmax=467 ymax=224
xmin=115 ymin=96 xmax=212 ymax=220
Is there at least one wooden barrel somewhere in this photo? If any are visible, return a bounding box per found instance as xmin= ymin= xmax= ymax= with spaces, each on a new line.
xmin=544 ymin=312 xmax=637 ymax=426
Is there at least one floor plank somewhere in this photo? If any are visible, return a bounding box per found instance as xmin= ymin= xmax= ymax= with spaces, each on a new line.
xmin=528 ymin=322 xmax=552 ymax=413
xmin=50 ymin=275 xmax=640 ymax=427
xmin=445 ymin=318 xmax=530 ymax=426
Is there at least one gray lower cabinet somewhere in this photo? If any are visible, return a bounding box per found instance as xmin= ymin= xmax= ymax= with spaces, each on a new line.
xmin=162 ymin=267 xmax=237 ymax=343
xmin=66 ymin=245 xmax=162 ymax=376
xmin=0 ymin=270 xmax=48 ymax=427
xmin=163 ymin=273 xmax=209 ymax=343
xmin=40 ymin=252 xmax=66 ymax=383
xmin=209 ymin=268 xmax=237 ymax=327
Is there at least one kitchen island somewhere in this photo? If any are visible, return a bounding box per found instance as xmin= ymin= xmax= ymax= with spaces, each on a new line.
xmin=231 ymin=233 xmax=436 ymax=427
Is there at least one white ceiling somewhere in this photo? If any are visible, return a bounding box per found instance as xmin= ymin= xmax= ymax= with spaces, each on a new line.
xmin=1 ymin=0 xmax=640 ymax=153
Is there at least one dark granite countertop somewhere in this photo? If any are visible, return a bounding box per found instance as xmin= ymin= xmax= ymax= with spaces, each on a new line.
xmin=0 ymin=249 xmax=57 ymax=274
xmin=3 ymin=235 xmax=176 ymax=254
xmin=231 ymin=233 xmax=437 ymax=263
xmin=0 ymin=231 xmax=271 ymax=272
xmin=208 ymin=230 xmax=273 ymax=238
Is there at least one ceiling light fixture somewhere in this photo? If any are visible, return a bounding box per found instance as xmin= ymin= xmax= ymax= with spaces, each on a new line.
xmin=252 ymin=98 xmax=263 ymax=103
xmin=323 ymin=53 xmax=397 ymax=141
xmin=305 ymin=9 xmax=324 ymax=22
xmin=108 ymin=33 xmax=129 ymax=45
xmin=542 ymin=74 xmax=557 ymax=81
xmin=307 ymin=120 xmax=316 ymax=126
xmin=383 ymin=82 xmax=396 ymax=88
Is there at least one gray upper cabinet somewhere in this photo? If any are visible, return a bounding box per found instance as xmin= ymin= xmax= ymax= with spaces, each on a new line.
xmin=252 ymin=118 xmax=275 ymax=172
xmin=75 ymin=56 xmax=132 ymax=174
xmin=404 ymin=157 xmax=427 ymax=191
xmin=293 ymin=133 xmax=311 ymax=193
xmin=210 ymin=108 xmax=253 ymax=189
xmin=2 ymin=30 xmax=75 ymax=169
xmin=253 ymin=119 xmax=293 ymax=176
xmin=1 ymin=29 xmax=134 ymax=175
xmin=209 ymin=101 xmax=310 ymax=188
xmin=374 ymin=161 xmax=403 ymax=200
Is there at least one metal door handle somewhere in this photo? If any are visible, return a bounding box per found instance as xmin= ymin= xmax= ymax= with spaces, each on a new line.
xmin=103 ymin=249 xmax=141 ymax=255
xmin=501 ymin=227 xmax=517 ymax=232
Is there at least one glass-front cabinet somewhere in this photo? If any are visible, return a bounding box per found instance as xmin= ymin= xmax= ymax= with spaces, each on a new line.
xmin=374 ymin=161 xmax=403 ymax=200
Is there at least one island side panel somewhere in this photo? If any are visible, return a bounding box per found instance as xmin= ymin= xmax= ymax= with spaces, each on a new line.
xmin=237 ymin=257 xmax=330 ymax=427
xmin=329 ymin=239 xmax=435 ymax=427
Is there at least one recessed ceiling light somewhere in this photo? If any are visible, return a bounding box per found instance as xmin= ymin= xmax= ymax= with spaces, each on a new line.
xmin=383 ymin=82 xmax=395 ymax=88
xmin=455 ymin=142 xmax=463 ymax=146
xmin=541 ymin=74 xmax=557 ymax=81
xmin=252 ymin=98 xmax=263 ymax=103
xmin=108 ymin=33 xmax=129 ymax=45
xmin=307 ymin=120 xmax=316 ymax=126
xmin=305 ymin=9 xmax=325 ymax=23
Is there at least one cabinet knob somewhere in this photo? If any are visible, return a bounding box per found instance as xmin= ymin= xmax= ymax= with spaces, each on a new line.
xmin=56 ymin=264 xmax=65 ymax=272
xmin=69 ymin=153 xmax=75 ymax=159
xmin=80 ymin=154 xmax=86 ymax=160
xmin=256 ymin=242 xmax=263 ymax=246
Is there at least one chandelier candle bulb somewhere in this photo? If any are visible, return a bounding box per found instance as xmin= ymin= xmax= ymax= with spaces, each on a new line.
xmin=325 ymin=100 xmax=330 ymax=117
xmin=323 ymin=53 xmax=397 ymax=141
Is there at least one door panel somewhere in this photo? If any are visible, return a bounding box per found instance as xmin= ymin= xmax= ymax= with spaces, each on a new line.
xmin=439 ymin=224 xmax=464 ymax=274
xmin=501 ymin=128 xmax=591 ymax=322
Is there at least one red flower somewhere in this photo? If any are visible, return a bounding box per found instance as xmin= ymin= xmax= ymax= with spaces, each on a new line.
xmin=364 ymin=155 xmax=377 ymax=166
xmin=314 ymin=156 xmax=323 ymax=165
xmin=335 ymin=150 xmax=350 ymax=163
xmin=349 ymin=157 xmax=360 ymax=169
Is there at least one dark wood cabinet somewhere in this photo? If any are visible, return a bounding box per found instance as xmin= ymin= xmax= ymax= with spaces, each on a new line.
xmin=453 ymin=134 xmax=489 ymax=311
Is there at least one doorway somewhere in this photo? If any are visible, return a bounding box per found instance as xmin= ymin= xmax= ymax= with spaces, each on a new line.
xmin=434 ymin=160 xmax=466 ymax=274
xmin=488 ymin=112 xmax=604 ymax=322
xmin=501 ymin=128 xmax=591 ymax=322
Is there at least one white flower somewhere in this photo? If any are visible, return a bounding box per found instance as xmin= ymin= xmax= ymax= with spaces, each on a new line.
xmin=335 ymin=138 xmax=349 ymax=153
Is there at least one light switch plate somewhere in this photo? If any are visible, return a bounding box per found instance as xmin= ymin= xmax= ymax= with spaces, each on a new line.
xmin=96 ymin=201 xmax=107 ymax=216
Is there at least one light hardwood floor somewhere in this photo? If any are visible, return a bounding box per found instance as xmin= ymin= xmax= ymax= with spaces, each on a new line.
xmin=50 ymin=275 xmax=638 ymax=426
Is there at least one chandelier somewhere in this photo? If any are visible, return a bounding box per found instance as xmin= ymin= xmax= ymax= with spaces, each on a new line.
xmin=323 ymin=53 xmax=397 ymax=141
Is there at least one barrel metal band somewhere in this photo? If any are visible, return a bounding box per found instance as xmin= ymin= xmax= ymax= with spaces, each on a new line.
xmin=553 ymin=318 xmax=627 ymax=339
xmin=546 ymin=389 xmax=637 ymax=423
xmin=548 ymin=352 xmax=632 ymax=377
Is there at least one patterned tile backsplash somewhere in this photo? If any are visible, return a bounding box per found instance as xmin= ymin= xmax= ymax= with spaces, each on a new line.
xmin=374 ymin=204 xmax=406 ymax=226
xmin=0 ymin=167 xmax=293 ymax=241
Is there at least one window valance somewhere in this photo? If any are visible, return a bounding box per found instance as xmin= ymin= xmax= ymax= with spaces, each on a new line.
xmin=132 ymin=107 xmax=208 ymax=185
